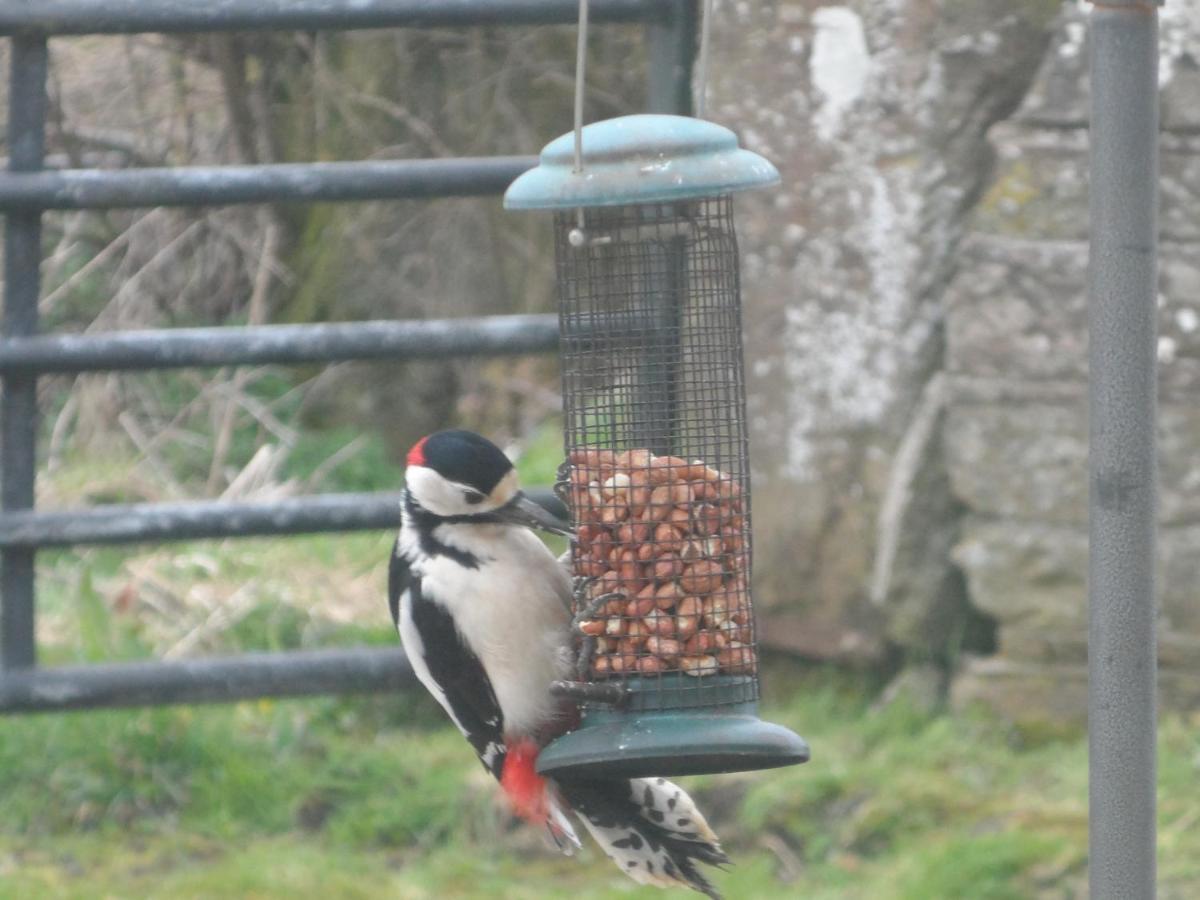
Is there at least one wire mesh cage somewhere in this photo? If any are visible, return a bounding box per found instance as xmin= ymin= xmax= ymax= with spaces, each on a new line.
xmin=557 ymin=197 xmax=757 ymax=695
xmin=506 ymin=114 xmax=807 ymax=779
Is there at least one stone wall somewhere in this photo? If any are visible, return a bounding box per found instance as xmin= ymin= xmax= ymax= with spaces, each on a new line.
xmin=711 ymin=0 xmax=1200 ymax=720
xmin=946 ymin=3 xmax=1200 ymax=721
xmin=708 ymin=0 xmax=1059 ymax=668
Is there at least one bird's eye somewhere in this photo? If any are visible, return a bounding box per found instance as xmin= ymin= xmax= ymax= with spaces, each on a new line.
xmin=463 ymin=489 xmax=486 ymax=505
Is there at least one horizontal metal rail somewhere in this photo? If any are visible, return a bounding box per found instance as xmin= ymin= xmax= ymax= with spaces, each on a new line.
xmin=0 ymin=157 xmax=535 ymax=211
xmin=0 ymin=647 xmax=415 ymax=712
xmin=0 ymin=489 xmax=565 ymax=549
xmin=0 ymin=314 xmax=560 ymax=374
xmin=0 ymin=0 xmax=663 ymax=36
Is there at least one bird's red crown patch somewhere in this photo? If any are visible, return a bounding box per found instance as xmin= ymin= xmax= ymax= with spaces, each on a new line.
xmin=406 ymin=435 xmax=429 ymax=468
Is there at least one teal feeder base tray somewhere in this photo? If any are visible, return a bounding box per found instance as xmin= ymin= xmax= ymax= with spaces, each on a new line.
xmin=536 ymin=676 xmax=809 ymax=780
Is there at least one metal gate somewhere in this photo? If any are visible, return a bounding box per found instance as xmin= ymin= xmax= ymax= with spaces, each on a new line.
xmin=0 ymin=0 xmax=697 ymax=713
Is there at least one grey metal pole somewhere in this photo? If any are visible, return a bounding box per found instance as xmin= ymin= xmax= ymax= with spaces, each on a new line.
xmin=1088 ymin=3 xmax=1159 ymax=898
xmin=644 ymin=0 xmax=695 ymax=115
xmin=639 ymin=0 xmax=695 ymax=454
xmin=1 ymin=37 xmax=48 ymax=671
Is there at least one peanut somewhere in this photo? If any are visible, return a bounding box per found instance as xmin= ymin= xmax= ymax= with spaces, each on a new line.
xmin=679 ymin=559 xmax=723 ymax=596
xmin=649 ymin=455 xmax=689 ymax=483
xmin=680 ymin=655 xmax=719 ymax=677
xmin=692 ymin=502 xmax=722 ymax=536
xmin=717 ymin=641 xmax=756 ymax=674
xmin=703 ymin=594 xmax=730 ymax=628
xmin=643 ymin=485 xmax=674 ymax=522
xmin=588 ymin=570 xmax=620 ymax=599
xmin=587 ymin=481 xmax=604 ymax=508
xmin=616 ymin=521 xmax=650 ymax=547
xmin=616 ymin=560 xmax=645 ymax=593
xmin=643 ymin=608 xmax=676 ymax=637
xmin=614 ymin=449 xmax=653 ymax=469
xmin=652 ymin=553 xmax=684 ymax=582
xmin=618 ymin=635 xmax=646 ymax=655
xmin=683 ymin=630 xmax=725 ymax=655
xmin=569 ymin=448 xmax=617 ymax=468
xmin=716 ymin=478 xmax=742 ymax=502
xmin=601 ymin=597 xmax=627 ymax=616
xmin=716 ymin=619 xmax=751 ymax=644
xmin=667 ymin=506 xmax=692 ymax=531
xmin=576 ymin=523 xmax=599 ymax=551
xmin=602 ymin=472 xmax=632 ymax=501
xmin=653 ymin=522 xmax=685 ymax=553
xmin=645 ymin=635 xmax=682 ymax=661
xmin=576 ymin=554 xmax=607 ymax=578
xmin=655 ymin=581 xmax=686 ymax=609
xmin=671 ymin=481 xmax=694 ymax=506
xmin=625 ymin=593 xmax=657 ymax=619
xmin=636 ymin=655 xmax=665 ymax=674
xmin=676 ymin=596 xmax=703 ymax=639
xmin=599 ymin=501 xmax=629 ymax=525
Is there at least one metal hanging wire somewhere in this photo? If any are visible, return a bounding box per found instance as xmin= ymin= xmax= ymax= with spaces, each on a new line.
xmin=696 ymin=0 xmax=713 ymax=118
xmin=570 ymin=0 xmax=714 ymax=241
xmin=573 ymin=0 xmax=589 ymax=175
xmin=572 ymin=0 xmax=590 ymax=235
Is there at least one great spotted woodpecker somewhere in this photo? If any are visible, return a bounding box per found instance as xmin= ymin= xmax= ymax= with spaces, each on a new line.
xmin=389 ymin=430 xmax=728 ymax=897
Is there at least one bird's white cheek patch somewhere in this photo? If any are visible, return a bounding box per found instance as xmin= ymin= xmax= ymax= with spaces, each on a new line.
xmin=405 ymin=466 xmax=463 ymax=517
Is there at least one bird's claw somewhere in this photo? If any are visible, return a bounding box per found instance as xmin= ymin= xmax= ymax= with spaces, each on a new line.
xmin=570 ymin=590 xmax=626 ymax=679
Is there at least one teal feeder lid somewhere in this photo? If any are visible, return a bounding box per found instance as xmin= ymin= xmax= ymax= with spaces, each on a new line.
xmin=504 ymin=114 xmax=779 ymax=210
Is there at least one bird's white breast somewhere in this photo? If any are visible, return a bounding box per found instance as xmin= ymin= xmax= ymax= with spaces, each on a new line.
xmin=407 ymin=523 xmax=572 ymax=738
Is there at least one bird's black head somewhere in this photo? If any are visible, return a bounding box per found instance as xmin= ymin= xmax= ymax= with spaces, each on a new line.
xmin=407 ymin=430 xmax=514 ymax=500
xmin=404 ymin=430 xmax=569 ymax=534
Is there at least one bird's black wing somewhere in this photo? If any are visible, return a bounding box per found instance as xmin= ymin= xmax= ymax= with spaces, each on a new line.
xmin=391 ymin=545 xmax=506 ymax=779
xmin=387 ymin=538 xmax=410 ymax=630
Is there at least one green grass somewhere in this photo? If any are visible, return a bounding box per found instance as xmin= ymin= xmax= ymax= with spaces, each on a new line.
xmin=14 ymin=427 xmax=1199 ymax=897
xmin=2 ymin=669 xmax=1198 ymax=898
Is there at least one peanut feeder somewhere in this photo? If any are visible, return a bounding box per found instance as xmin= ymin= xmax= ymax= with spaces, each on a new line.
xmin=505 ymin=115 xmax=808 ymax=779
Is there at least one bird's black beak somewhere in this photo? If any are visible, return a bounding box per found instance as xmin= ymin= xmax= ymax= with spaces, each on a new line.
xmin=494 ymin=492 xmax=573 ymax=536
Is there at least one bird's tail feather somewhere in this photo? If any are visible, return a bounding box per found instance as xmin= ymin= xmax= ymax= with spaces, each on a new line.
xmin=558 ymin=776 xmax=728 ymax=899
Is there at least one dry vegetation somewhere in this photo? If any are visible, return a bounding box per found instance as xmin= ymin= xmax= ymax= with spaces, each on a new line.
xmin=13 ymin=27 xmax=646 ymax=512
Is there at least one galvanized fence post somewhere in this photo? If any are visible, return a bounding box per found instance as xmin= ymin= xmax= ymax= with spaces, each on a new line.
xmin=644 ymin=0 xmax=695 ymax=115
xmin=1 ymin=36 xmax=47 ymax=670
xmin=1088 ymin=3 xmax=1160 ymax=898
